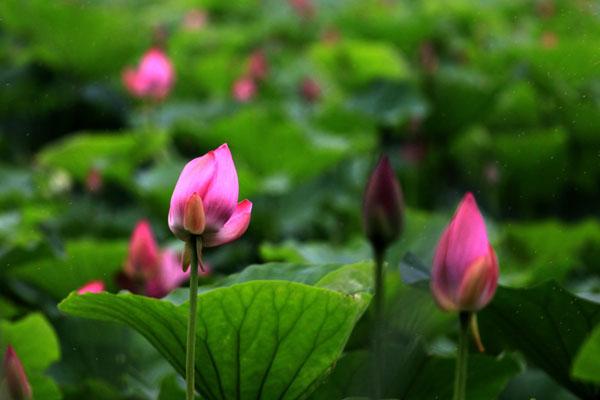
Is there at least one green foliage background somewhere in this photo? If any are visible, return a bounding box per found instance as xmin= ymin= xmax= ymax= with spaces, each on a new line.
xmin=1 ymin=0 xmax=599 ymax=399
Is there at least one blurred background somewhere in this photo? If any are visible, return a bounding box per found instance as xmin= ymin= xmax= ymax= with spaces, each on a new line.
xmin=0 ymin=0 xmax=599 ymax=399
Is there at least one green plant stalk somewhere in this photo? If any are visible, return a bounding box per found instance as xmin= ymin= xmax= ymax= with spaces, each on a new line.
xmin=186 ymin=236 xmax=200 ymax=400
xmin=372 ymin=249 xmax=385 ymax=399
xmin=453 ymin=311 xmax=471 ymax=400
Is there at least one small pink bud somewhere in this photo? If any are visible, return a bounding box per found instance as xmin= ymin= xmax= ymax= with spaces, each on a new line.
xmin=124 ymin=220 xmax=161 ymax=280
xmin=431 ymin=193 xmax=499 ymax=312
xmin=232 ymin=77 xmax=256 ymax=102
xmin=122 ymin=48 xmax=175 ymax=101
xmin=77 ymin=280 xmax=105 ymax=294
xmin=3 ymin=346 xmax=32 ymax=400
xmin=363 ymin=156 xmax=404 ymax=251
xmin=300 ymin=77 xmax=321 ymax=102
xmin=168 ymin=144 xmax=252 ymax=247
xmin=247 ymin=50 xmax=268 ymax=81
xmin=183 ymin=193 xmax=206 ymax=235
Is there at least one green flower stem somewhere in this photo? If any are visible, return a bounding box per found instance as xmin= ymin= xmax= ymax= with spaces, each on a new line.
xmin=186 ymin=236 xmax=201 ymax=400
xmin=372 ymin=248 xmax=385 ymax=399
xmin=453 ymin=311 xmax=471 ymax=400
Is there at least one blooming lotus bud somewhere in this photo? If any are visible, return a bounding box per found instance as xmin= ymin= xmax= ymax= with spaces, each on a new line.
xmin=77 ymin=280 xmax=105 ymax=294
xmin=431 ymin=193 xmax=499 ymax=312
xmin=363 ymin=156 xmax=404 ymax=252
xmin=232 ymin=77 xmax=256 ymax=102
xmin=168 ymin=144 xmax=252 ymax=248
xmin=122 ymin=48 xmax=174 ymax=100
xmin=124 ymin=220 xmax=161 ymax=280
xmin=3 ymin=346 xmax=32 ymax=400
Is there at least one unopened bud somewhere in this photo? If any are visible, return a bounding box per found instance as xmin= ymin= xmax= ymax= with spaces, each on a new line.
xmin=3 ymin=346 xmax=32 ymax=400
xmin=363 ymin=155 xmax=404 ymax=252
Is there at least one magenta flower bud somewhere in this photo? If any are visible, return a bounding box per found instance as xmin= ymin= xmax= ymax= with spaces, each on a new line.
xmin=122 ymin=48 xmax=175 ymax=101
xmin=232 ymin=77 xmax=256 ymax=102
xmin=3 ymin=346 xmax=32 ymax=400
xmin=168 ymin=144 xmax=252 ymax=248
xmin=363 ymin=156 xmax=404 ymax=251
xmin=77 ymin=280 xmax=105 ymax=295
xmin=431 ymin=193 xmax=499 ymax=312
xmin=124 ymin=220 xmax=161 ymax=280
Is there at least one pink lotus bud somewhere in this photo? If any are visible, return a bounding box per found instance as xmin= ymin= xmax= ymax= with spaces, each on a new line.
xmin=168 ymin=144 xmax=252 ymax=248
xmin=232 ymin=77 xmax=256 ymax=102
xmin=124 ymin=220 xmax=161 ymax=280
xmin=122 ymin=48 xmax=175 ymax=101
xmin=3 ymin=346 xmax=32 ymax=400
xmin=363 ymin=156 xmax=404 ymax=251
xmin=431 ymin=193 xmax=499 ymax=312
xmin=247 ymin=51 xmax=268 ymax=81
xmin=300 ymin=77 xmax=321 ymax=102
xmin=77 ymin=280 xmax=105 ymax=294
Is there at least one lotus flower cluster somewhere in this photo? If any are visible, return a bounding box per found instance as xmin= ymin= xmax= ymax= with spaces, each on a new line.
xmin=2 ymin=346 xmax=32 ymax=400
xmin=168 ymin=144 xmax=252 ymax=253
xmin=123 ymin=48 xmax=175 ymax=100
xmin=118 ymin=220 xmax=197 ymax=298
xmin=431 ymin=193 xmax=499 ymax=312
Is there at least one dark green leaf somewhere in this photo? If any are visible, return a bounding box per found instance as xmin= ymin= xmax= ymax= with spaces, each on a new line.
xmin=479 ymin=282 xmax=600 ymax=399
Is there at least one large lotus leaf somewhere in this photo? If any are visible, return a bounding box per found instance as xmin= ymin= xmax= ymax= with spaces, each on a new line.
xmin=59 ymin=280 xmax=370 ymax=399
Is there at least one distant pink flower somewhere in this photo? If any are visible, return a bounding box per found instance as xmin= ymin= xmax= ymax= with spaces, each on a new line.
xmin=124 ymin=220 xmax=161 ymax=281
xmin=183 ymin=9 xmax=208 ymax=31
xmin=77 ymin=280 xmax=105 ymax=295
xmin=289 ymin=0 xmax=315 ymax=19
xmin=299 ymin=77 xmax=321 ymax=102
xmin=122 ymin=48 xmax=175 ymax=101
xmin=118 ymin=220 xmax=202 ymax=298
xmin=3 ymin=346 xmax=32 ymax=400
xmin=85 ymin=167 xmax=103 ymax=193
xmin=232 ymin=77 xmax=256 ymax=102
xmin=247 ymin=50 xmax=268 ymax=80
xmin=431 ymin=193 xmax=499 ymax=312
xmin=168 ymin=143 xmax=252 ymax=249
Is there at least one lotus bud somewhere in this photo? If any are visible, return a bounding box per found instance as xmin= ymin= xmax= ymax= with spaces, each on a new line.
xmin=363 ymin=155 xmax=404 ymax=252
xmin=168 ymin=144 xmax=252 ymax=248
xmin=431 ymin=193 xmax=499 ymax=312
xmin=2 ymin=346 xmax=32 ymax=400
